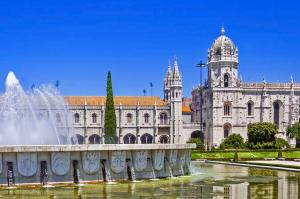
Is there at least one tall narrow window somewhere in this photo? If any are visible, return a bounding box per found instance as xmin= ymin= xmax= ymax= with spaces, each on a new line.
xmin=144 ymin=113 xmax=150 ymax=124
xmin=160 ymin=113 xmax=168 ymax=125
xmin=224 ymin=102 xmax=231 ymax=116
xmin=127 ymin=113 xmax=133 ymax=123
xmin=92 ymin=113 xmax=97 ymax=123
xmin=274 ymin=101 xmax=280 ymax=127
xmin=74 ymin=113 xmax=80 ymax=123
xmin=247 ymin=102 xmax=254 ymax=116
xmin=224 ymin=74 xmax=229 ymax=87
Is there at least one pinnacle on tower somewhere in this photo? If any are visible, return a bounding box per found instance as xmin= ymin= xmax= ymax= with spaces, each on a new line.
xmin=165 ymin=60 xmax=172 ymax=80
xmin=173 ymin=57 xmax=182 ymax=80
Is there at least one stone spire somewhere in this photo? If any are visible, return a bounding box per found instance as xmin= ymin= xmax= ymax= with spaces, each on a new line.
xmin=165 ymin=60 xmax=172 ymax=80
xmin=173 ymin=57 xmax=182 ymax=80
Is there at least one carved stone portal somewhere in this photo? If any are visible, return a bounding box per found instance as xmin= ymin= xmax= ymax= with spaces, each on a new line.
xmin=17 ymin=153 xmax=37 ymax=177
xmin=110 ymin=151 xmax=126 ymax=174
xmin=82 ymin=152 xmax=100 ymax=175
xmin=133 ymin=150 xmax=148 ymax=172
xmin=51 ymin=152 xmax=70 ymax=176
xmin=152 ymin=150 xmax=165 ymax=171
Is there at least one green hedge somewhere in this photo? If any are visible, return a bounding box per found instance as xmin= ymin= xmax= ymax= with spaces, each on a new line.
xmin=191 ymin=150 xmax=300 ymax=161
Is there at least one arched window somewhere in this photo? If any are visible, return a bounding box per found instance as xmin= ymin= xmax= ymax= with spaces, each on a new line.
xmin=224 ymin=102 xmax=231 ymax=116
xmin=72 ymin=134 xmax=84 ymax=144
xmin=159 ymin=135 xmax=169 ymax=144
xmin=89 ymin=134 xmax=101 ymax=144
xmin=74 ymin=113 xmax=80 ymax=123
xmin=160 ymin=113 xmax=168 ymax=125
xmin=224 ymin=74 xmax=229 ymax=87
xmin=223 ymin=123 xmax=231 ymax=138
xmin=247 ymin=101 xmax=254 ymax=116
xmin=141 ymin=133 xmax=153 ymax=144
xmin=123 ymin=133 xmax=136 ymax=144
xmin=191 ymin=131 xmax=204 ymax=143
xmin=92 ymin=113 xmax=97 ymax=123
xmin=56 ymin=113 xmax=61 ymax=123
xmin=127 ymin=113 xmax=133 ymax=123
xmin=144 ymin=113 xmax=150 ymax=124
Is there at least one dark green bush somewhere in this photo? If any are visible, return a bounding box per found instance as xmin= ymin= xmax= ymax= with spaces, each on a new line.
xmin=219 ymin=134 xmax=245 ymax=150
xmin=247 ymin=123 xmax=278 ymax=149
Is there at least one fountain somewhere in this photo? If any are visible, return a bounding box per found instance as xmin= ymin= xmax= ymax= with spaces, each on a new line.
xmin=0 ymin=72 xmax=195 ymax=186
xmin=0 ymin=72 xmax=74 ymax=145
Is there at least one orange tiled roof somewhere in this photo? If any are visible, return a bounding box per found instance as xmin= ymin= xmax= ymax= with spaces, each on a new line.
xmin=64 ymin=96 xmax=167 ymax=106
xmin=182 ymin=105 xmax=192 ymax=113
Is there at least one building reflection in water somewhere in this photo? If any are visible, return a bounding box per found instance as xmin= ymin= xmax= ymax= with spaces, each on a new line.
xmin=196 ymin=167 xmax=299 ymax=199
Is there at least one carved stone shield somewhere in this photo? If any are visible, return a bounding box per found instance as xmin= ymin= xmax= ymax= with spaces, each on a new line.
xmin=17 ymin=153 xmax=37 ymax=177
xmin=152 ymin=150 xmax=165 ymax=171
xmin=178 ymin=150 xmax=189 ymax=166
xmin=110 ymin=151 xmax=126 ymax=174
xmin=82 ymin=152 xmax=100 ymax=175
xmin=0 ymin=154 xmax=3 ymax=174
xmin=168 ymin=150 xmax=178 ymax=168
xmin=51 ymin=152 xmax=70 ymax=176
xmin=133 ymin=150 xmax=148 ymax=172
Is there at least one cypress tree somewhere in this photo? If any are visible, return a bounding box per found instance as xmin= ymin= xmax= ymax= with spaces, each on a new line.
xmin=104 ymin=71 xmax=117 ymax=144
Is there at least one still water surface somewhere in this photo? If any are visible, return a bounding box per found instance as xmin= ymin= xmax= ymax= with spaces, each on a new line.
xmin=0 ymin=162 xmax=299 ymax=199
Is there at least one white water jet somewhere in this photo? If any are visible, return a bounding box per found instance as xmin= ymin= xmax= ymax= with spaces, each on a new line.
xmin=0 ymin=71 xmax=75 ymax=145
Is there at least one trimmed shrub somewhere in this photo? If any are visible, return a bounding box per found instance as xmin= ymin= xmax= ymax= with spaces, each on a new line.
xmin=277 ymin=150 xmax=283 ymax=159
xmin=233 ymin=151 xmax=239 ymax=162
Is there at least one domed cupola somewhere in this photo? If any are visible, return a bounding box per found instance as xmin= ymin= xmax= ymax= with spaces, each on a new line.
xmin=208 ymin=27 xmax=238 ymax=63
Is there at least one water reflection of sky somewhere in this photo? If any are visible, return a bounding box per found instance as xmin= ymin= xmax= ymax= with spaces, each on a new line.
xmin=0 ymin=162 xmax=299 ymax=198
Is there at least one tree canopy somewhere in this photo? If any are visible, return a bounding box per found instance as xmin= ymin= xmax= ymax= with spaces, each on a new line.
xmin=247 ymin=122 xmax=278 ymax=149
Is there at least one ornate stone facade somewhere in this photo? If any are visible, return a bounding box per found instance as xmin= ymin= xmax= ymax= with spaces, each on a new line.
xmin=58 ymin=60 xmax=198 ymax=145
xmin=192 ymin=27 xmax=299 ymax=148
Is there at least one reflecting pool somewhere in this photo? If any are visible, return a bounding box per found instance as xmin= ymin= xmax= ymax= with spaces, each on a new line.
xmin=0 ymin=162 xmax=299 ymax=199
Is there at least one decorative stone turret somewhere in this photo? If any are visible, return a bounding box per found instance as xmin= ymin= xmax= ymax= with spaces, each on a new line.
xmin=163 ymin=58 xmax=183 ymax=144
xmin=207 ymin=27 xmax=239 ymax=88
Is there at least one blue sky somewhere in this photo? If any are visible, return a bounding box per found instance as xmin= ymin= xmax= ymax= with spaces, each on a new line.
xmin=0 ymin=0 xmax=299 ymax=97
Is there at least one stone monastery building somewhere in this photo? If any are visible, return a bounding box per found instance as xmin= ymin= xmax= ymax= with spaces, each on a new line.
xmin=192 ymin=27 xmax=299 ymax=148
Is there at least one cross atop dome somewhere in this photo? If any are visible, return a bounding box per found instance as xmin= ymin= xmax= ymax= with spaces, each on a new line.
xmin=221 ymin=25 xmax=225 ymax=35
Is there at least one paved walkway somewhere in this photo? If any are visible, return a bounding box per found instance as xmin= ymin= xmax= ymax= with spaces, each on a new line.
xmin=200 ymin=160 xmax=300 ymax=172
xmin=246 ymin=160 xmax=300 ymax=167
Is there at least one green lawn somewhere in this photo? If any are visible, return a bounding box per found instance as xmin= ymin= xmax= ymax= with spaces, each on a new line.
xmin=191 ymin=150 xmax=300 ymax=161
